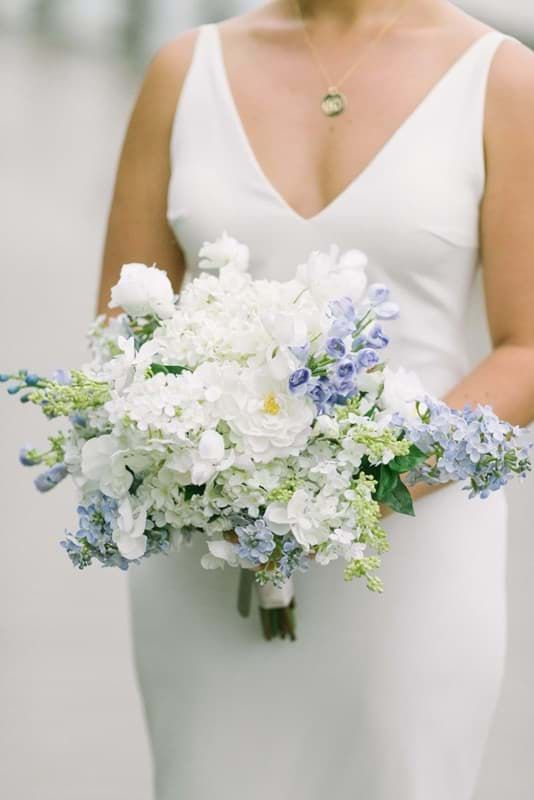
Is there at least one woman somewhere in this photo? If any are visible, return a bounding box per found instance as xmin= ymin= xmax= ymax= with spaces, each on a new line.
xmin=98 ymin=1 xmax=534 ymax=798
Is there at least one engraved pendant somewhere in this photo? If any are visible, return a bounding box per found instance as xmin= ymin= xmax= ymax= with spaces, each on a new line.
xmin=321 ymin=88 xmax=347 ymax=117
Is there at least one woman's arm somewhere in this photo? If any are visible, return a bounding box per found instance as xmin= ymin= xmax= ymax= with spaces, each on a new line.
xmin=97 ymin=30 xmax=199 ymax=316
xmin=406 ymin=39 xmax=534 ymax=508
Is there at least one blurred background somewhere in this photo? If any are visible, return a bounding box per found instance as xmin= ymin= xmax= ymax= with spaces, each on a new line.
xmin=1 ymin=2 xmax=533 ymax=799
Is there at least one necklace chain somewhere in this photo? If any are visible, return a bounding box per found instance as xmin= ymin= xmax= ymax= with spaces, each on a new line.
xmin=292 ymin=0 xmax=412 ymax=93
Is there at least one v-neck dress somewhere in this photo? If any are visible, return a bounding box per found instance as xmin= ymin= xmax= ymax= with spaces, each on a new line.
xmin=127 ymin=24 xmax=512 ymax=800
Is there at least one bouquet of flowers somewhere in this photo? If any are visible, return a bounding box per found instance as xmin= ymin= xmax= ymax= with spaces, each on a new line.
xmin=3 ymin=234 xmax=530 ymax=641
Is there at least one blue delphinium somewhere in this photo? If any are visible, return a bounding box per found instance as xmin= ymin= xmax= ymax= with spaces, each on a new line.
xmin=289 ymin=284 xmax=398 ymax=413
xmin=19 ymin=446 xmax=43 ymax=467
xmin=288 ymin=367 xmax=311 ymax=396
xmin=234 ymin=518 xmax=276 ymax=567
xmin=34 ymin=463 xmax=68 ymax=492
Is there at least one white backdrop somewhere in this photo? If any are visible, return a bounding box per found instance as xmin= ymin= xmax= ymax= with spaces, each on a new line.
xmin=1 ymin=3 xmax=533 ymax=799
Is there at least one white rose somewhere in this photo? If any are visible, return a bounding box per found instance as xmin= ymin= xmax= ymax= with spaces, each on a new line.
xmin=382 ymin=366 xmax=425 ymax=420
xmin=109 ymin=263 xmax=175 ymax=319
xmin=112 ymin=497 xmax=148 ymax=560
xmin=219 ymin=370 xmax=315 ymax=463
xmin=198 ymin=231 xmax=249 ymax=272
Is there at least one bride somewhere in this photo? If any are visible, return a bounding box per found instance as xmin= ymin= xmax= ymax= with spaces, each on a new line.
xmin=97 ymin=1 xmax=534 ymax=798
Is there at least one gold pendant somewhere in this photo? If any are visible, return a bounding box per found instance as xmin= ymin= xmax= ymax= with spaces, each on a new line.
xmin=321 ymin=88 xmax=347 ymax=117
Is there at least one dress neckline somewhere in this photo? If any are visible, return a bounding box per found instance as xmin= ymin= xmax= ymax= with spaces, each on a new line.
xmin=210 ymin=26 xmax=503 ymax=225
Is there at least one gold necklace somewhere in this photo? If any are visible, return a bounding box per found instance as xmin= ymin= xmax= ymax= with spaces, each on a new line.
xmin=293 ymin=0 xmax=412 ymax=117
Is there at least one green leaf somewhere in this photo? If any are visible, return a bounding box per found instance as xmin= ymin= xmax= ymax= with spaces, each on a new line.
xmin=183 ymin=484 xmax=205 ymax=501
xmin=385 ymin=478 xmax=415 ymax=516
xmin=150 ymin=363 xmax=191 ymax=376
xmin=375 ymin=464 xmax=399 ymax=503
xmin=388 ymin=445 xmax=427 ymax=473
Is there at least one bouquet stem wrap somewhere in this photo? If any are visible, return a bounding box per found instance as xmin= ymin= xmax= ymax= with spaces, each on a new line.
xmin=257 ymin=577 xmax=295 ymax=609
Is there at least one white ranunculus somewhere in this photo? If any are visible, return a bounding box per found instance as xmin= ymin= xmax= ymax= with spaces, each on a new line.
xmin=109 ymin=263 xmax=175 ymax=319
xmin=112 ymin=497 xmax=148 ymax=560
xmin=265 ymin=489 xmax=330 ymax=549
xmin=80 ymin=435 xmax=133 ymax=498
xmin=198 ymin=231 xmax=250 ymax=272
xmin=295 ymin=245 xmax=368 ymax=308
xmin=382 ymin=366 xmax=425 ymax=420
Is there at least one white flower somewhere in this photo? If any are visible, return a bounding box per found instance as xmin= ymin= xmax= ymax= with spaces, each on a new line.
xmin=295 ymin=245 xmax=368 ymax=308
xmin=109 ymin=263 xmax=175 ymax=319
xmin=198 ymin=231 xmax=249 ymax=272
xmin=200 ymin=539 xmax=240 ymax=570
xmin=314 ymin=414 xmax=340 ymax=438
xmin=219 ymin=369 xmax=315 ymax=463
xmin=265 ymin=489 xmax=331 ymax=549
xmin=382 ymin=366 xmax=425 ymax=420
xmin=191 ymin=429 xmax=234 ymax=485
xmin=260 ymin=309 xmax=308 ymax=348
xmin=80 ymin=435 xmax=133 ymax=498
xmin=112 ymin=497 xmax=148 ymax=560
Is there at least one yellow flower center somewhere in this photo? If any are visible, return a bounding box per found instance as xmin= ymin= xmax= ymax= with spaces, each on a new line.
xmin=263 ymin=392 xmax=281 ymax=415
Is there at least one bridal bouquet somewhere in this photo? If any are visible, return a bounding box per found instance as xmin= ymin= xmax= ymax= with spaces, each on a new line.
xmin=3 ymin=234 xmax=530 ymax=641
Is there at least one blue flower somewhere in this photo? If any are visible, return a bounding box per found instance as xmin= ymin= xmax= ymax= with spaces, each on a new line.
xmin=355 ymin=348 xmax=380 ymax=370
xmin=24 ymin=373 xmax=40 ymax=387
xmin=329 ymin=296 xmax=356 ymax=321
xmin=34 ymin=463 xmax=68 ymax=492
xmin=69 ymin=413 xmax=87 ymax=428
xmin=235 ymin=519 xmax=276 ymax=567
xmin=374 ymin=301 xmax=400 ymax=320
xmin=289 ymin=367 xmax=311 ymax=395
xmin=367 ymin=283 xmax=390 ymax=304
xmin=328 ymin=318 xmax=355 ymax=338
xmin=53 ymin=369 xmax=72 ymax=385
xmin=19 ymin=446 xmax=42 ymax=467
xmin=279 ymin=535 xmax=310 ymax=577
xmin=326 ymin=337 xmax=346 ymax=359
xmin=364 ymin=323 xmax=389 ymax=349
xmin=336 ymin=359 xmax=356 ymax=381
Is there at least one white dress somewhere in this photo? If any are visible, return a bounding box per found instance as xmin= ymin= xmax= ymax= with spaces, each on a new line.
xmin=128 ymin=25 xmax=512 ymax=800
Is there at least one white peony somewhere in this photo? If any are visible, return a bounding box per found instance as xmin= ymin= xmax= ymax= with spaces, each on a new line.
xmin=381 ymin=366 xmax=425 ymax=420
xmin=198 ymin=231 xmax=249 ymax=272
xmin=109 ymin=263 xmax=175 ymax=319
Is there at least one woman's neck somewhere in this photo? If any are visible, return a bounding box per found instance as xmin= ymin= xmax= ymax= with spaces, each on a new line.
xmin=293 ymin=0 xmax=435 ymax=24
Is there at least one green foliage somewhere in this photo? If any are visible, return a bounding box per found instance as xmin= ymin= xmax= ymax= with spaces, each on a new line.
xmin=147 ymin=363 xmax=192 ymax=377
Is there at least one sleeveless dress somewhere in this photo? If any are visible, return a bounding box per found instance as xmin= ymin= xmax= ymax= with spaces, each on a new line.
xmin=128 ymin=25 xmax=513 ymax=800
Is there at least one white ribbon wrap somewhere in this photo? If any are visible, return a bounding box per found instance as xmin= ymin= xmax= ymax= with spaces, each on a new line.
xmin=256 ymin=576 xmax=295 ymax=609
